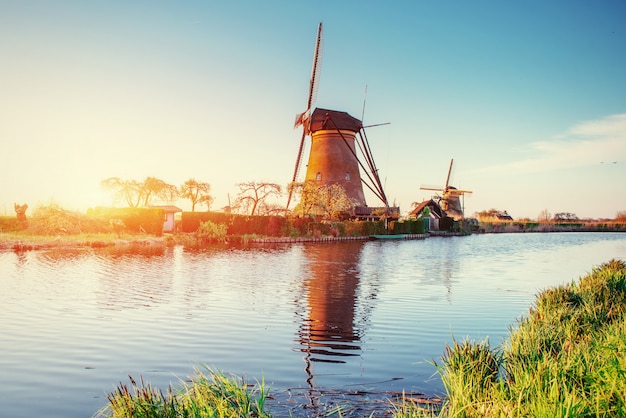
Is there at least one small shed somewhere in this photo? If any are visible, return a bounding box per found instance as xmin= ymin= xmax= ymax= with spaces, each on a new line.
xmin=148 ymin=205 xmax=182 ymax=232
xmin=408 ymin=199 xmax=444 ymax=231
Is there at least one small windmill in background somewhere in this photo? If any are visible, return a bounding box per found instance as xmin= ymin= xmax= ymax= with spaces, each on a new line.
xmin=420 ymin=158 xmax=472 ymax=220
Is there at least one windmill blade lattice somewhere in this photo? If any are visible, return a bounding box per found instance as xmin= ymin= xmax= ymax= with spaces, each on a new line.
xmin=287 ymin=22 xmax=323 ymax=209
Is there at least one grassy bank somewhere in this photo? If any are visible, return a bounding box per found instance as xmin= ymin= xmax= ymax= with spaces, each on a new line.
xmin=0 ymin=204 xmax=173 ymax=251
xmin=0 ymin=231 xmax=171 ymax=251
xmin=94 ymin=260 xmax=625 ymax=417
xmin=479 ymin=220 xmax=626 ymax=233
xmin=95 ymin=368 xmax=269 ymax=418
xmin=403 ymin=259 xmax=626 ymax=417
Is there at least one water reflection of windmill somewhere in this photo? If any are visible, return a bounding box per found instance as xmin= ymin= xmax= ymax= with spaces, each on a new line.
xmin=420 ymin=159 xmax=472 ymax=220
xmin=295 ymin=242 xmax=379 ymax=390
xmin=286 ymin=22 xmax=395 ymax=219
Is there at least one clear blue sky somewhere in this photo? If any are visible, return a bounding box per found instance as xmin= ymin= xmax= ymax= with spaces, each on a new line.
xmin=2 ymin=1 xmax=625 ymax=219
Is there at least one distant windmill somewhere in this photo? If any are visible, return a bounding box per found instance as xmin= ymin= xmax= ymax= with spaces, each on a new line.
xmin=420 ymin=159 xmax=472 ymax=220
xmin=286 ymin=22 xmax=389 ymax=213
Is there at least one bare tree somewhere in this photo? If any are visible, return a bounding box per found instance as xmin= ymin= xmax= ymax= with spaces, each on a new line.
xmin=261 ymin=203 xmax=289 ymax=216
xmin=101 ymin=177 xmax=143 ymax=207
xmin=180 ymin=179 xmax=214 ymax=211
xmin=233 ymin=181 xmax=282 ymax=216
xmin=142 ymin=177 xmax=178 ymax=206
xmin=288 ymin=181 xmax=313 ymax=217
xmin=537 ymin=208 xmax=551 ymax=223
xmin=101 ymin=177 xmax=178 ymax=207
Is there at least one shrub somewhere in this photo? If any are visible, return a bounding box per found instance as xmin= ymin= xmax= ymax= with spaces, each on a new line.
xmin=28 ymin=204 xmax=110 ymax=235
xmin=196 ymin=220 xmax=227 ymax=243
xmin=357 ymin=220 xmax=386 ymax=235
xmin=97 ymin=368 xmax=270 ymax=418
xmin=0 ymin=216 xmax=23 ymax=232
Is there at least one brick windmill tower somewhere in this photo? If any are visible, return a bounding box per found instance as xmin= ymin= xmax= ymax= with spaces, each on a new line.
xmin=302 ymin=107 xmax=366 ymax=206
xmin=287 ymin=23 xmax=388 ymax=214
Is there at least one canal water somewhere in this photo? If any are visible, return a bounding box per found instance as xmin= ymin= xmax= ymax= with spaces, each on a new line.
xmin=0 ymin=232 xmax=625 ymax=417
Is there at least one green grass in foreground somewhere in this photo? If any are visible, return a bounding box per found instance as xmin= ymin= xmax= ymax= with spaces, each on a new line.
xmin=96 ymin=368 xmax=269 ymax=418
xmin=96 ymin=260 xmax=626 ymax=417
xmin=402 ymin=259 xmax=626 ymax=417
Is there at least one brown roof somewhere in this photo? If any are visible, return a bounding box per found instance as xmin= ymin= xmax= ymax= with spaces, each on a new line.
xmin=147 ymin=205 xmax=182 ymax=213
xmin=307 ymin=108 xmax=362 ymax=134
xmin=409 ymin=200 xmax=444 ymax=218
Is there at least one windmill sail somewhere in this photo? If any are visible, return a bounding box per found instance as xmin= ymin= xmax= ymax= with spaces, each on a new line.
xmin=287 ymin=22 xmax=323 ymax=209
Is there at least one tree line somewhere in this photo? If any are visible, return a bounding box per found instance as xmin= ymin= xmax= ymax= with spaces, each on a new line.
xmin=475 ymin=208 xmax=626 ymax=223
xmin=101 ymin=177 xmax=356 ymax=219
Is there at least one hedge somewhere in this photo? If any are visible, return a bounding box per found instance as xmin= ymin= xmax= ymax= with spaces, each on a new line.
xmin=181 ymin=212 xmax=388 ymax=237
xmin=87 ymin=207 xmax=165 ymax=236
xmin=389 ymin=218 xmax=426 ymax=235
xmin=181 ymin=212 xmax=288 ymax=236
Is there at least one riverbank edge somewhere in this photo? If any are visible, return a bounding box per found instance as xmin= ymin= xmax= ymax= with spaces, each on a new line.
xmin=0 ymin=234 xmax=168 ymax=252
xmin=0 ymin=232 xmax=440 ymax=251
xmin=249 ymin=233 xmax=431 ymax=244
xmin=2 ymin=229 xmax=624 ymax=252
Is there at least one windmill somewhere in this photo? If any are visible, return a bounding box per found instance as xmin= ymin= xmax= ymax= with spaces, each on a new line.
xmin=420 ymin=159 xmax=472 ymax=220
xmin=286 ymin=23 xmax=389 ymax=215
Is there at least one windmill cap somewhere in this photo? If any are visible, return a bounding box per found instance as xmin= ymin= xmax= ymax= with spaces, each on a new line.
xmin=308 ymin=108 xmax=362 ymax=134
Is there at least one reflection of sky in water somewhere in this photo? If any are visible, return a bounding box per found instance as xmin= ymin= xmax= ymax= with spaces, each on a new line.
xmin=0 ymin=233 xmax=624 ymax=417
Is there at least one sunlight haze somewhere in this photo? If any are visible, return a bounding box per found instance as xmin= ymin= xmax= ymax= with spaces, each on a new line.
xmin=2 ymin=1 xmax=625 ymax=220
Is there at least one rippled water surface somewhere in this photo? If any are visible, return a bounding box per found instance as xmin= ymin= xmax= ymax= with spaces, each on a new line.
xmin=1 ymin=232 xmax=625 ymax=417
